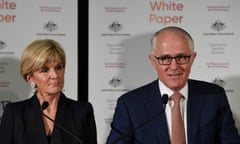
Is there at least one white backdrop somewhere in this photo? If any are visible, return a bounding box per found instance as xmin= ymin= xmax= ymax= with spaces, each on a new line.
xmin=0 ymin=0 xmax=78 ymax=120
xmin=89 ymin=0 xmax=240 ymax=143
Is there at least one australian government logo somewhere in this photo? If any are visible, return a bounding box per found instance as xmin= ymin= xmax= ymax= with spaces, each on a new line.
xmin=44 ymin=20 xmax=58 ymax=32
xmin=36 ymin=20 xmax=66 ymax=36
xmin=101 ymin=76 xmax=130 ymax=92
xmin=108 ymin=76 xmax=123 ymax=88
xmin=0 ymin=40 xmax=7 ymax=50
xmin=109 ymin=21 xmax=123 ymax=32
xmin=203 ymin=20 xmax=234 ymax=36
xmin=212 ymin=76 xmax=234 ymax=93
xmin=0 ymin=40 xmax=14 ymax=55
xmin=101 ymin=21 xmax=130 ymax=36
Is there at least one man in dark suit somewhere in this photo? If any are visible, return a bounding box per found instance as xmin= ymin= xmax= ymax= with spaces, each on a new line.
xmin=106 ymin=26 xmax=240 ymax=144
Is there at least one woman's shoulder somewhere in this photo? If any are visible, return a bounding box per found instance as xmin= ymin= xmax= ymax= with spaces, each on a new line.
xmin=6 ymin=97 xmax=32 ymax=108
xmin=63 ymin=96 xmax=94 ymax=111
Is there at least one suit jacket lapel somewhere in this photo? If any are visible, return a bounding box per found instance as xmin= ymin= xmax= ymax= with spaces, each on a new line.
xmin=144 ymin=80 xmax=170 ymax=144
xmin=142 ymin=80 xmax=207 ymax=143
xmin=25 ymin=96 xmax=48 ymax=144
xmin=50 ymin=94 xmax=79 ymax=144
xmin=50 ymin=94 xmax=67 ymax=144
xmin=187 ymin=80 xmax=206 ymax=143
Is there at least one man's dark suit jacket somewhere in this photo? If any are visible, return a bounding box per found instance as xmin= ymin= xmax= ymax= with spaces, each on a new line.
xmin=0 ymin=93 xmax=97 ymax=144
xmin=106 ymin=79 xmax=240 ymax=144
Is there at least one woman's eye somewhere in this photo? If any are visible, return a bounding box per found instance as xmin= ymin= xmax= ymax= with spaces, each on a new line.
xmin=56 ymin=65 xmax=63 ymax=70
xmin=40 ymin=67 xmax=48 ymax=73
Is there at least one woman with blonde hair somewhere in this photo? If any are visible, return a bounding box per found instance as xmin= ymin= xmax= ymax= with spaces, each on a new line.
xmin=0 ymin=39 xmax=97 ymax=144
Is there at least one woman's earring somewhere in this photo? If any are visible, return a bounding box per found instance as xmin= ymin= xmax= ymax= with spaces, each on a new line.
xmin=31 ymin=82 xmax=36 ymax=93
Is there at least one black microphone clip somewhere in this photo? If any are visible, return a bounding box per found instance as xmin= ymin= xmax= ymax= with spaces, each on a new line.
xmin=162 ymin=94 xmax=169 ymax=111
xmin=41 ymin=101 xmax=49 ymax=111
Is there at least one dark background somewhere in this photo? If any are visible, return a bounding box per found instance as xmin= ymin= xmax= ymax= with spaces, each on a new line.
xmin=78 ymin=1 xmax=88 ymax=101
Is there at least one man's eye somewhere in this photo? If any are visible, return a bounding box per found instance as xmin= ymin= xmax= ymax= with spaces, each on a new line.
xmin=176 ymin=55 xmax=184 ymax=59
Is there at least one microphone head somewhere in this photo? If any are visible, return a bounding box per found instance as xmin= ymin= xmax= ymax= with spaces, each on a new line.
xmin=41 ymin=101 xmax=49 ymax=111
xmin=162 ymin=94 xmax=169 ymax=104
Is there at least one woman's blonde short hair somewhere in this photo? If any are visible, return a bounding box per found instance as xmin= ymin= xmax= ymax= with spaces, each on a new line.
xmin=20 ymin=39 xmax=66 ymax=81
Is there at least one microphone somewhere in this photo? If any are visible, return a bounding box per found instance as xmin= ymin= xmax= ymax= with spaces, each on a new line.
xmin=111 ymin=94 xmax=169 ymax=144
xmin=41 ymin=101 xmax=83 ymax=144
xmin=162 ymin=94 xmax=169 ymax=111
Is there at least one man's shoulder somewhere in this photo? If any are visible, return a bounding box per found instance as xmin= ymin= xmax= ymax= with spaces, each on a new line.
xmin=126 ymin=80 xmax=157 ymax=93
xmin=189 ymin=79 xmax=225 ymax=92
xmin=119 ymin=80 xmax=158 ymax=101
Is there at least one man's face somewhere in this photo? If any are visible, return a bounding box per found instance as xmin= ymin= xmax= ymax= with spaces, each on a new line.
xmin=149 ymin=31 xmax=196 ymax=91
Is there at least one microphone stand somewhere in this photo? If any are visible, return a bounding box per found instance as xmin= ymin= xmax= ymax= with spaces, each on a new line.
xmin=41 ymin=102 xmax=83 ymax=144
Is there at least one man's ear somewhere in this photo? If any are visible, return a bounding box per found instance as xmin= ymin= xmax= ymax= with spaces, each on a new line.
xmin=190 ymin=52 xmax=197 ymax=66
xmin=148 ymin=54 xmax=158 ymax=70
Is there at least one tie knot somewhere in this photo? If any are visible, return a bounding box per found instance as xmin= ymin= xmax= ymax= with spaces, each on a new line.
xmin=171 ymin=92 xmax=182 ymax=103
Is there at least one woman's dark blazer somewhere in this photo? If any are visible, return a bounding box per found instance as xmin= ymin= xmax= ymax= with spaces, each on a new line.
xmin=0 ymin=93 xmax=97 ymax=144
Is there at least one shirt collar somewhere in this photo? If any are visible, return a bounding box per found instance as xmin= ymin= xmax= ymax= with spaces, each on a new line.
xmin=158 ymin=79 xmax=188 ymax=100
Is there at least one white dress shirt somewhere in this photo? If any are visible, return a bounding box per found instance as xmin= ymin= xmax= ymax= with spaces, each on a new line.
xmin=158 ymin=80 xmax=188 ymax=144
